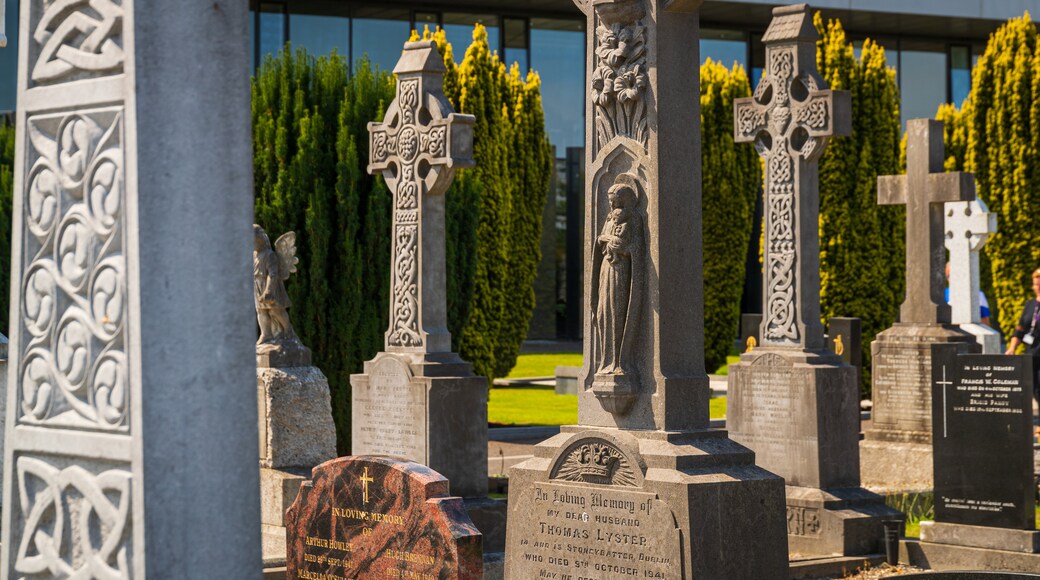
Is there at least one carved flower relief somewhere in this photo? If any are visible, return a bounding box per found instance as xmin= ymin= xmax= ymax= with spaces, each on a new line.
xmin=613 ymin=64 xmax=647 ymax=103
xmin=591 ymin=66 xmax=616 ymax=106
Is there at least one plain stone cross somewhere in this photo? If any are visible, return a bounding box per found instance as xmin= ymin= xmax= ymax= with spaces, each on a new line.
xmin=878 ymin=119 xmax=975 ymax=325
xmin=368 ymin=40 xmax=474 ymax=354
xmin=945 ymin=199 xmax=996 ymax=325
xmin=734 ymin=3 xmax=850 ymax=350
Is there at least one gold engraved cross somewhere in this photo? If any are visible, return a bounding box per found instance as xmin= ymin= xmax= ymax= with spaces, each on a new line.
xmin=359 ymin=467 xmax=375 ymax=504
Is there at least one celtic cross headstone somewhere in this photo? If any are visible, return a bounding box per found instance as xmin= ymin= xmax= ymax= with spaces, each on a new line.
xmin=861 ymin=118 xmax=978 ymax=492
xmin=728 ymin=3 xmax=900 ymax=557
xmin=945 ymin=198 xmax=1000 ymax=352
xmin=1 ymin=0 xmax=261 ymax=576
xmin=351 ymin=40 xmax=503 ymax=549
xmin=505 ymin=1 xmax=789 ymax=578
xmin=733 ymin=3 xmax=850 ymax=350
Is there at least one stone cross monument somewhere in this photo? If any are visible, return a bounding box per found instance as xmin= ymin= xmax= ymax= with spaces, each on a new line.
xmin=351 ymin=39 xmax=504 ymax=549
xmin=861 ymin=118 xmax=978 ymax=491
xmin=945 ymin=198 xmax=1000 ymax=353
xmin=505 ymin=1 xmax=789 ymax=577
xmin=727 ymin=4 xmax=899 ymax=557
xmin=1 ymin=0 xmax=261 ymax=577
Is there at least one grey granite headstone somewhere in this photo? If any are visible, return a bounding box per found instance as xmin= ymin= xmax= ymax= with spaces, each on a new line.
xmin=861 ymin=119 xmax=978 ymax=492
xmin=351 ymin=40 xmax=505 ymax=551
xmin=945 ymin=199 xmax=1000 ymax=353
xmin=505 ymin=1 xmax=789 ymax=578
xmin=0 ymin=0 xmax=261 ymax=576
xmin=728 ymin=4 xmax=900 ymax=557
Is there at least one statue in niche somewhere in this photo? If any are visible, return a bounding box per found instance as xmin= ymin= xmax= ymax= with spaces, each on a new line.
xmin=254 ymin=224 xmax=310 ymax=367
xmin=591 ymin=173 xmax=643 ymax=412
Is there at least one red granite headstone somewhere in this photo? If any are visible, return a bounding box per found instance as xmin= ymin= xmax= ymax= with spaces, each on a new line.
xmin=286 ymin=456 xmax=483 ymax=579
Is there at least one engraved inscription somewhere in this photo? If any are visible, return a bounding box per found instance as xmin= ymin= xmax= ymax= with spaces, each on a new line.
xmin=19 ymin=108 xmax=128 ymax=431
xmin=786 ymin=506 xmax=820 ymax=536
xmin=508 ymin=482 xmax=681 ymax=579
xmin=873 ymin=346 xmax=932 ymax=434
xmin=353 ymin=357 xmax=426 ymax=462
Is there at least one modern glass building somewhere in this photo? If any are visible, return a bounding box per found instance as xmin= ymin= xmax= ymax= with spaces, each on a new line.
xmin=0 ymin=0 xmax=1034 ymax=337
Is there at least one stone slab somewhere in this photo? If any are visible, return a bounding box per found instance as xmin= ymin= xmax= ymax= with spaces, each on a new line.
xmin=729 ymin=350 xmax=859 ymax=490
xmin=786 ymin=485 xmax=903 ymax=557
xmin=505 ymin=427 xmax=789 ymax=579
xmin=902 ymin=537 xmax=1040 ymax=574
xmin=921 ymin=521 xmax=1040 ymax=553
xmin=351 ymin=353 xmax=488 ymax=498
xmin=287 ymin=456 xmax=483 ymax=579
xmin=788 ymin=554 xmax=886 ymax=579
xmin=931 ymin=348 xmax=1035 ymax=529
xmin=258 ymin=366 xmax=337 ymax=469
xmin=555 ymin=365 xmax=580 ymax=395
xmin=860 ymin=439 xmax=933 ymax=493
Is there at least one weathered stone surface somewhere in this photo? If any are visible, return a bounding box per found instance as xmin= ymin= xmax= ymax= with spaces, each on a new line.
xmin=786 ymin=486 xmax=901 ymax=556
xmin=1 ymin=1 xmax=260 ymax=576
xmin=506 ymin=428 xmax=788 ymax=579
xmin=921 ymin=521 xmax=1040 ymax=553
xmin=287 ymin=456 xmax=483 ymax=580
xmin=258 ymin=366 xmax=337 ymax=470
xmin=260 ymin=467 xmax=307 ymax=560
xmin=555 ymin=365 xmax=580 ymax=395
xmin=903 ymin=537 xmax=1040 ymax=573
xmin=945 ymin=199 xmax=1000 ymax=353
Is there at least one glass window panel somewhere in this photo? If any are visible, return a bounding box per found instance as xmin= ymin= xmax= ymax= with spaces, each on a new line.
xmin=531 ymin=18 xmax=585 ymax=151
xmin=750 ymin=33 xmax=765 ymax=89
xmin=900 ymin=48 xmax=946 ymax=130
xmin=290 ymin=14 xmax=349 ymax=58
xmin=0 ymin=0 xmax=16 ymax=110
xmin=259 ymin=3 xmax=286 ymax=61
xmin=505 ymin=18 xmax=527 ymax=48
xmin=444 ymin=13 xmax=499 ymax=57
xmin=950 ymin=44 xmax=971 ymax=106
xmin=352 ymin=8 xmax=411 ymax=73
xmin=701 ymin=29 xmax=747 ymax=70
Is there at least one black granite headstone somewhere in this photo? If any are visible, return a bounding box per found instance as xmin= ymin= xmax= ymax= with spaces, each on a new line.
xmin=741 ymin=313 xmax=762 ymax=354
xmin=827 ymin=317 xmax=861 ymax=369
xmin=931 ymin=344 xmax=1035 ymax=529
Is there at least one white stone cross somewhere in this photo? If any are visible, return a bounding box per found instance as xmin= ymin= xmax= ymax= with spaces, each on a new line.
xmin=945 ymin=199 xmax=996 ymax=325
xmin=878 ymin=119 xmax=975 ymax=325
xmin=368 ymin=40 xmax=474 ymax=353
xmin=734 ymin=4 xmax=850 ymax=350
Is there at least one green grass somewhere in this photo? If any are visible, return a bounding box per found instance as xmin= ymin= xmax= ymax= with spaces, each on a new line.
xmin=712 ymin=355 xmax=741 ymax=376
xmin=489 ymin=386 xmax=728 ymax=426
xmin=506 ymin=353 xmax=583 ymax=379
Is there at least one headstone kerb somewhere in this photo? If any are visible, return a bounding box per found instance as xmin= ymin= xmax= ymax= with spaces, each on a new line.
xmin=367 ymin=40 xmax=475 ymax=355
xmin=734 ymin=3 xmax=851 ymax=350
xmin=878 ymin=119 xmax=975 ymax=325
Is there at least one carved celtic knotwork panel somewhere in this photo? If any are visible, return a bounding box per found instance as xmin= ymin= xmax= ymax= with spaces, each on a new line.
xmin=12 ymin=455 xmax=132 ymax=579
xmin=32 ymin=0 xmax=125 ymax=86
xmin=550 ymin=438 xmax=639 ymax=487
xmin=590 ymin=19 xmax=648 ymax=151
xmin=19 ymin=108 xmax=129 ymax=431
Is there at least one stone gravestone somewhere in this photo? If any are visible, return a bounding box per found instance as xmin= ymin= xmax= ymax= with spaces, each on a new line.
xmin=505 ymin=1 xmax=789 ymax=578
xmin=253 ymin=226 xmax=338 ymax=560
xmin=829 ymin=317 xmax=862 ymax=388
xmin=905 ymin=345 xmax=1040 ymax=571
xmin=286 ymin=456 xmax=483 ymax=579
xmin=945 ymin=199 xmax=1000 ymax=354
xmin=352 ymin=39 xmax=505 ymax=549
xmin=1 ymin=1 xmax=261 ymax=577
xmin=728 ymin=4 xmax=900 ymax=557
xmin=861 ymin=119 xmax=978 ymax=492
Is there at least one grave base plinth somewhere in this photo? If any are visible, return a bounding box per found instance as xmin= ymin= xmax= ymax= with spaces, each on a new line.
xmin=861 ymin=324 xmax=977 ymax=492
xmin=505 ymin=426 xmax=789 ymax=580
xmin=902 ymin=535 xmax=1040 ymax=573
xmin=260 ymin=467 xmax=308 ymax=561
xmin=920 ymin=521 xmax=1040 ymax=553
xmin=786 ymin=485 xmax=903 ymax=557
xmin=351 ymin=352 xmax=488 ymax=499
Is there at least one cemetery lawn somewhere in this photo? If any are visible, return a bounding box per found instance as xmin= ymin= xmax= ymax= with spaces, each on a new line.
xmin=712 ymin=355 xmax=741 ymax=376
xmin=489 ymin=387 xmax=728 ymax=426
xmin=506 ymin=353 xmax=583 ymax=378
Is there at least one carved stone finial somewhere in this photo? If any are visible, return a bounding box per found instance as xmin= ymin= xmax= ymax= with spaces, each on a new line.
xmin=254 ymin=224 xmax=311 ymax=367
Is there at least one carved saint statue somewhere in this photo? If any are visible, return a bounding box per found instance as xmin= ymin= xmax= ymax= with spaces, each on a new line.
xmin=592 ymin=174 xmax=644 ymax=402
xmin=253 ymin=225 xmax=302 ymax=352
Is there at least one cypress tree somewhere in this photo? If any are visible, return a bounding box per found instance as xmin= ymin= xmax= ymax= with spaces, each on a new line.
xmin=815 ymin=14 xmax=903 ymax=397
xmin=963 ymin=14 xmax=1040 ymax=341
xmin=701 ymin=58 xmax=759 ymax=372
xmin=0 ymin=120 xmax=13 ymax=333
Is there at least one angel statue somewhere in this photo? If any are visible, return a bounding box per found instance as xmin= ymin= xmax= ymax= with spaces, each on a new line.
xmin=254 ymin=225 xmax=309 ymax=366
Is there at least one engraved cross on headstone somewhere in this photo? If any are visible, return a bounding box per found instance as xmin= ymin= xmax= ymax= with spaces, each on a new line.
xmin=368 ymin=40 xmax=474 ymax=353
xmin=734 ymin=4 xmax=850 ymax=350
xmin=945 ymin=198 xmax=996 ymax=325
xmin=878 ymin=119 xmax=975 ymax=325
